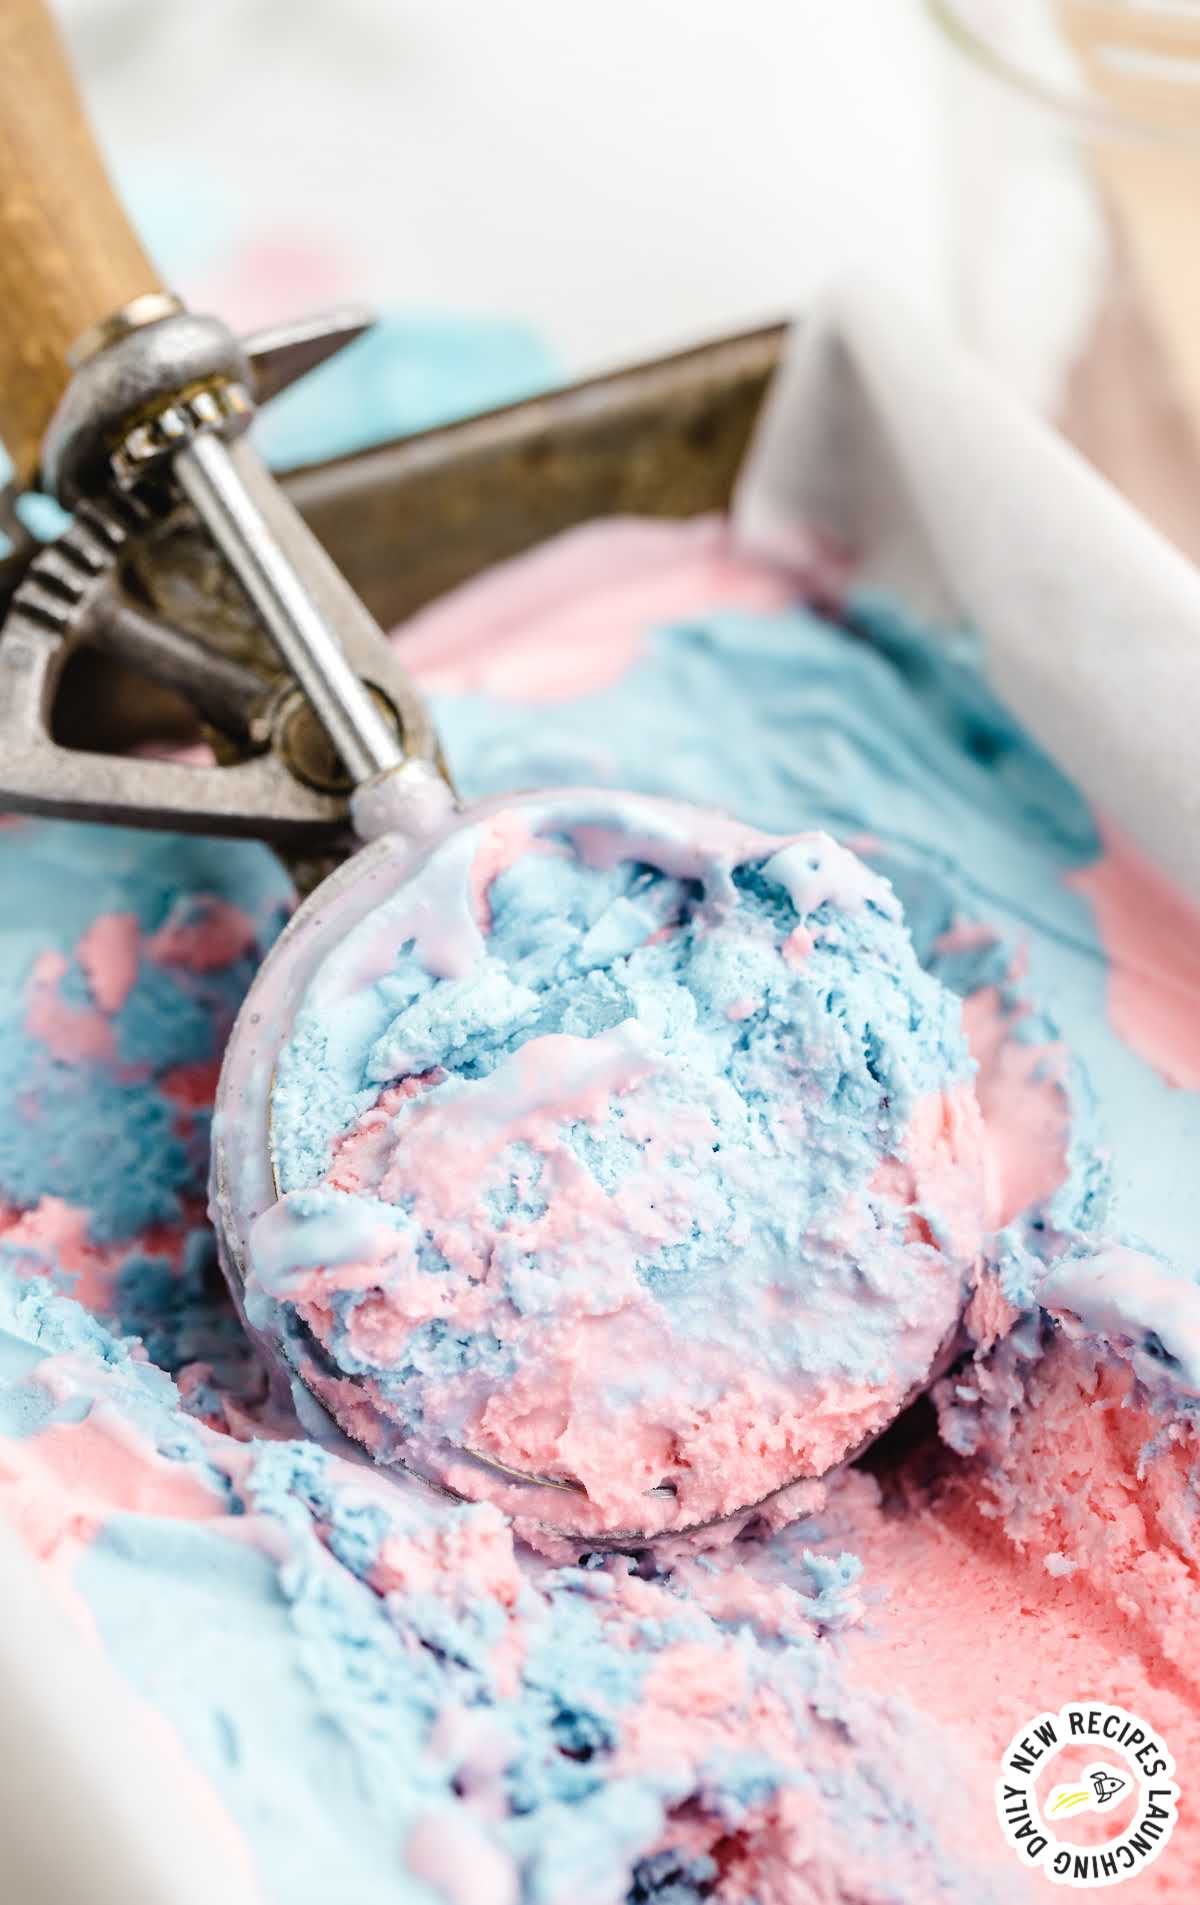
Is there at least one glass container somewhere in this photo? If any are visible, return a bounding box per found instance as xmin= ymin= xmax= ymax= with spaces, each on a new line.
xmin=928 ymin=0 xmax=1200 ymax=560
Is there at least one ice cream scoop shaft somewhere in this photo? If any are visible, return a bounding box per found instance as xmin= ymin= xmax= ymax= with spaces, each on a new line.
xmin=175 ymin=432 xmax=406 ymax=785
xmin=0 ymin=0 xmax=163 ymax=484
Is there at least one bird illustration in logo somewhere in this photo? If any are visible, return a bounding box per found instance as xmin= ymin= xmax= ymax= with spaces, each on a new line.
xmin=1047 ymin=1765 xmax=1128 ymax=1817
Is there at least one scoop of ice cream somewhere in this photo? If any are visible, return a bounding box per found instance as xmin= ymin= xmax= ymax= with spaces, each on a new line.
xmin=250 ymin=790 xmax=987 ymax=1540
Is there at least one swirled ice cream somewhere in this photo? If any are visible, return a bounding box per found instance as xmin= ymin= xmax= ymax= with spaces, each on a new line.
xmin=1 ymin=512 xmax=1198 ymax=1902
xmin=250 ymin=794 xmax=986 ymax=1539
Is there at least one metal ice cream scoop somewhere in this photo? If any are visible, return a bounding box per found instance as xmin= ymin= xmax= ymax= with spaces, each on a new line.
xmin=0 ymin=0 xmax=962 ymax=1550
xmin=0 ymin=0 xmax=443 ymax=846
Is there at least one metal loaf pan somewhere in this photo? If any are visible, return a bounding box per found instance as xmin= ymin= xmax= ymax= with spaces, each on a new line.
xmin=52 ymin=325 xmax=785 ymax=752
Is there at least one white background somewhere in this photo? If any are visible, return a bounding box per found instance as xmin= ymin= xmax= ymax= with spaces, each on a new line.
xmin=57 ymin=0 xmax=948 ymax=373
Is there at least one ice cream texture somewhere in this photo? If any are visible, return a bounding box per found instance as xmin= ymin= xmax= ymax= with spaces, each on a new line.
xmin=1 ymin=513 xmax=1199 ymax=1901
xmin=252 ymin=792 xmax=986 ymax=1538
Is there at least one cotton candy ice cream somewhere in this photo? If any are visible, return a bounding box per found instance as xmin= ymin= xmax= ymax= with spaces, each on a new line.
xmin=0 ymin=817 xmax=290 ymax=1407
xmin=247 ymin=790 xmax=987 ymax=1540
xmin=2 ymin=509 xmax=1200 ymax=1903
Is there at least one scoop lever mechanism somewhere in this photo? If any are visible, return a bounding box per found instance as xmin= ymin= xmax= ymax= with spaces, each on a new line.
xmin=0 ymin=296 xmax=449 ymax=844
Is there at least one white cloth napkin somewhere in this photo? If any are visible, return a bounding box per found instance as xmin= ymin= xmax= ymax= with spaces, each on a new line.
xmin=734 ymin=279 xmax=1200 ymax=908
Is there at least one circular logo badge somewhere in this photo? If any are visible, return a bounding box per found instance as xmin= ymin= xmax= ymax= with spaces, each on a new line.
xmin=996 ymin=1701 xmax=1178 ymax=1888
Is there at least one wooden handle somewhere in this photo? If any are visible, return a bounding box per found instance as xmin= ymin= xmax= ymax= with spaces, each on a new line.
xmin=0 ymin=0 xmax=163 ymax=484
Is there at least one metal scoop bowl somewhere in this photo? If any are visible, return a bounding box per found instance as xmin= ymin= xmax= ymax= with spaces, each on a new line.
xmin=210 ymin=762 xmax=968 ymax=1552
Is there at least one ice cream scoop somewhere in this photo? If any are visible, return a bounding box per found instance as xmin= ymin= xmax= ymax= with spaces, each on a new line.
xmin=0 ymin=0 xmax=986 ymax=1547
xmin=213 ymin=784 xmax=989 ymax=1546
